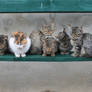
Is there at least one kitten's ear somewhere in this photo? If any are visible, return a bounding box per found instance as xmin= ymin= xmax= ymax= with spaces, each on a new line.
xmin=50 ymin=20 xmax=54 ymax=30
xmin=63 ymin=28 xmax=66 ymax=33
xmin=62 ymin=25 xmax=66 ymax=33
xmin=24 ymin=33 xmax=27 ymax=37
xmin=13 ymin=32 xmax=18 ymax=37
xmin=62 ymin=24 xmax=72 ymax=39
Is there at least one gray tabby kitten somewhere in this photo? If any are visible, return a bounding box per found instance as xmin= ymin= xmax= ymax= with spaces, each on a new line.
xmin=0 ymin=35 xmax=8 ymax=55
xmin=56 ymin=28 xmax=72 ymax=54
xmin=29 ymin=30 xmax=43 ymax=54
xmin=71 ymin=26 xmax=92 ymax=57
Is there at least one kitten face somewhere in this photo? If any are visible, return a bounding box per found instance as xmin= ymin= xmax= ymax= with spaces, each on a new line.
xmin=13 ymin=32 xmax=27 ymax=46
xmin=41 ymin=25 xmax=54 ymax=36
xmin=72 ymin=27 xmax=83 ymax=41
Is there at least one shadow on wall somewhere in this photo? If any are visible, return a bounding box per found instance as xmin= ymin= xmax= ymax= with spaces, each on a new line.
xmin=0 ymin=13 xmax=92 ymax=35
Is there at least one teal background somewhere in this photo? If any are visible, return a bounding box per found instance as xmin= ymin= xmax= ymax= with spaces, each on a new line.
xmin=0 ymin=0 xmax=92 ymax=12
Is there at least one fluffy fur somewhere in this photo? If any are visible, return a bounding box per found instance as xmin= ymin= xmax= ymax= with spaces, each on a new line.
xmin=56 ymin=28 xmax=72 ymax=54
xmin=42 ymin=37 xmax=57 ymax=56
xmin=41 ymin=21 xmax=57 ymax=56
xmin=0 ymin=35 xmax=8 ymax=55
xmin=8 ymin=32 xmax=31 ymax=57
xmin=29 ymin=30 xmax=43 ymax=54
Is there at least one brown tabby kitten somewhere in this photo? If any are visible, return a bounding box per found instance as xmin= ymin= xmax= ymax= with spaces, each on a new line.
xmin=42 ymin=37 xmax=57 ymax=56
xmin=41 ymin=21 xmax=57 ymax=56
xmin=0 ymin=35 xmax=8 ymax=55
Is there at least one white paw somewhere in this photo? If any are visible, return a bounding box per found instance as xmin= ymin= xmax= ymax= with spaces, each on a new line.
xmin=21 ymin=54 xmax=26 ymax=57
xmin=15 ymin=54 xmax=20 ymax=58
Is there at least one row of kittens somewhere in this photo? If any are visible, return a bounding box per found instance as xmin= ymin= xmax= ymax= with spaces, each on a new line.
xmin=0 ymin=22 xmax=92 ymax=58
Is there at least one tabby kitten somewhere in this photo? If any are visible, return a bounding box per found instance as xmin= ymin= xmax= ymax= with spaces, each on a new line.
xmin=29 ymin=30 xmax=43 ymax=54
xmin=41 ymin=21 xmax=57 ymax=56
xmin=42 ymin=37 xmax=57 ymax=56
xmin=70 ymin=26 xmax=92 ymax=57
xmin=71 ymin=27 xmax=83 ymax=57
xmin=0 ymin=35 xmax=8 ymax=55
xmin=9 ymin=32 xmax=31 ymax=57
xmin=56 ymin=28 xmax=72 ymax=54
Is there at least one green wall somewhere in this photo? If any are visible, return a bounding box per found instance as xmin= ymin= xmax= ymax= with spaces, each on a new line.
xmin=0 ymin=0 xmax=92 ymax=12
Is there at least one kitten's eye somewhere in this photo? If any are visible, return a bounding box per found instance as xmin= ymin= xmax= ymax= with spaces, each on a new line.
xmin=77 ymin=34 xmax=80 ymax=36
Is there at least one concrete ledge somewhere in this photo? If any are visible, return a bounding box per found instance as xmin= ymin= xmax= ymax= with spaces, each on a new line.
xmin=0 ymin=54 xmax=92 ymax=61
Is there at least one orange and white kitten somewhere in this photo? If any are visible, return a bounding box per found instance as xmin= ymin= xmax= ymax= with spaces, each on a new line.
xmin=8 ymin=32 xmax=31 ymax=57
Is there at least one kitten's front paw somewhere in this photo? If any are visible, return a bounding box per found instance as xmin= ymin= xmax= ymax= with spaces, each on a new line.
xmin=80 ymin=47 xmax=86 ymax=57
xmin=80 ymin=54 xmax=85 ymax=57
xmin=15 ymin=54 xmax=20 ymax=58
xmin=51 ymin=53 xmax=55 ymax=56
xmin=21 ymin=54 xmax=26 ymax=57
xmin=72 ymin=53 xmax=79 ymax=57
xmin=42 ymin=54 xmax=46 ymax=56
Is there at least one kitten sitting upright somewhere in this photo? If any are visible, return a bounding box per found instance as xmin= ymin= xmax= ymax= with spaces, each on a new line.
xmin=29 ymin=30 xmax=43 ymax=55
xmin=56 ymin=27 xmax=72 ymax=55
xmin=67 ymin=25 xmax=92 ymax=57
xmin=8 ymin=32 xmax=31 ymax=57
xmin=41 ymin=21 xmax=57 ymax=56
xmin=0 ymin=35 xmax=8 ymax=55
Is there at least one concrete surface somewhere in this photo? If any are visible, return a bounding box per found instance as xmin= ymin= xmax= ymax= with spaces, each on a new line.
xmin=0 ymin=13 xmax=92 ymax=35
xmin=0 ymin=62 xmax=92 ymax=92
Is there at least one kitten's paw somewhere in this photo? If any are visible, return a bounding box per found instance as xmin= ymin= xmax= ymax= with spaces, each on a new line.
xmin=42 ymin=54 xmax=46 ymax=56
xmin=21 ymin=54 xmax=26 ymax=57
xmin=51 ymin=53 xmax=55 ymax=56
xmin=80 ymin=47 xmax=86 ymax=57
xmin=72 ymin=53 xmax=79 ymax=57
xmin=15 ymin=54 xmax=20 ymax=58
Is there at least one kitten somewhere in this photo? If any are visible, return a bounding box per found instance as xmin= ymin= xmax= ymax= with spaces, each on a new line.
xmin=42 ymin=37 xmax=57 ymax=56
xmin=8 ymin=32 xmax=31 ymax=57
xmin=0 ymin=35 xmax=8 ymax=55
xmin=70 ymin=26 xmax=92 ymax=57
xmin=56 ymin=27 xmax=72 ymax=54
xmin=29 ymin=30 xmax=43 ymax=54
xmin=41 ymin=21 xmax=57 ymax=56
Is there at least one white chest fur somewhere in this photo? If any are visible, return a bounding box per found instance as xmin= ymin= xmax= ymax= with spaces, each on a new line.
xmin=8 ymin=37 xmax=31 ymax=57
